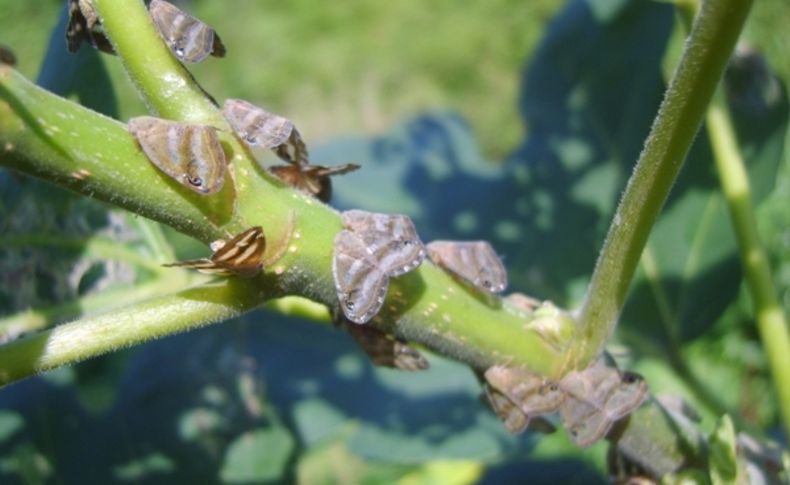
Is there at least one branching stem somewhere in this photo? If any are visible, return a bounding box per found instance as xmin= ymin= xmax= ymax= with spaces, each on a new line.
xmin=573 ymin=0 xmax=755 ymax=367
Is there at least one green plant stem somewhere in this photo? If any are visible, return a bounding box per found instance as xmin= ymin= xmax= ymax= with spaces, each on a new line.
xmin=0 ymin=280 xmax=265 ymax=386
xmin=572 ymin=0 xmax=754 ymax=367
xmin=0 ymin=234 xmax=166 ymax=273
xmin=0 ymin=66 xmax=565 ymax=380
xmin=95 ymin=0 xmax=218 ymax=124
xmin=0 ymin=277 xmax=189 ymax=342
xmin=706 ymin=98 xmax=790 ymax=438
xmin=675 ymin=0 xmax=790 ymax=440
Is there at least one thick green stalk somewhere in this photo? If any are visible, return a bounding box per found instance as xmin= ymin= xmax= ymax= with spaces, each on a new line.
xmin=94 ymin=0 xmax=218 ymax=123
xmin=0 ymin=65 xmax=565 ymax=380
xmin=0 ymin=280 xmax=265 ymax=386
xmin=572 ymin=0 xmax=754 ymax=367
xmin=0 ymin=278 xmax=188 ymax=343
xmin=707 ymin=99 xmax=790 ymax=438
xmin=675 ymin=0 xmax=790 ymax=440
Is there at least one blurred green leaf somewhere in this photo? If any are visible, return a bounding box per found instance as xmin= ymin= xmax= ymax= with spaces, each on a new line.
xmin=220 ymin=427 xmax=295 ymax=484
xmin=113 ymin=453 xmax=175 ymax=482
xmin=296 ymin=436 xmax=410 ymax=485
xmin=0 ymin=411 xmax=23 ymax=444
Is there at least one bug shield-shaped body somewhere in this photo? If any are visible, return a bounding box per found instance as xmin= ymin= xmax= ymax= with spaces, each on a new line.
xmin=128 ymin=116 xmax=225 ymax=195
xmin=341 ymin=210 xmax=426 ymax=277
xmin=558 ymin=361 xmax=648 ymax=447
xmin=222 ymin=99 xmax=300 ymax=152
xmin=427 ymin=240 xmax=507 ymax=294
xmin=223 ymin=99 xmax=359 ymax=201
xmin=332 ymin=211 xmax=426 ymax=324
xmin=163 ymin=226 xmax=265 ymax=277
xmin=484 ymin=366 xmax=564 ymax=433
xmin=149 ymin=0 xmax=225 ymax=63
xmin=332 ymin=231 xmax=389 ymax=324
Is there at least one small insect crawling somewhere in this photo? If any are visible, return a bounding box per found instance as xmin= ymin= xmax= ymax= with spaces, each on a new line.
xmin=484 ymin=365 xmax=565 ymax=433
xmin=128 ymin=116 xmax=226 ymax=195
xmin=222 ymin=99 xmax=299 ymax=152
xmin=427 ymin=240 xmax=507 ymax=294
xmin=163 ymin=226 xmax=265 ymax=277
xmin=341 ymin=210 xmax=426 ymax=277
xmin=65 ymin=0 xmax=115 ymax=54
xmin=149 ymin=0 xmax=225 ymax=64
xmin=223 ymin=99 xmax=359 ymax=202
xmin=163 ymin=212 xmax=297 ymax=278
xmin=333 ymin=211 xmax=426 ymax=324
xmin=558 ymin=361 xmax=648 ymax=448
xmin=332 ymin=230 xmax=389 ymax=324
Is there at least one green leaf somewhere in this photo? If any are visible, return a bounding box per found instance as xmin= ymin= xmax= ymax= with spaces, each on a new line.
xmin=0 ymin=411 xmax=23 ymax=444
xmin=112 ymin=453 xmax=175 ymax=482
xmin=219 ymin=427 xmax=295 ymax=484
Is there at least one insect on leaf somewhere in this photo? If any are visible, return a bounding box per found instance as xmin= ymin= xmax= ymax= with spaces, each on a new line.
xmin=128 ymin=116 xmax=226 ymax=195
xmin=427 ymin=240 xmax=507 ymax=293
xmin=269 ymin=163 xmax=360 ymax=203
xmin=163 ymin=226 xmax=265 ymax=277
xmin=341 ymin=210 xmax=426 ymax=277
xmin=558 ymin=361 xmax=648 ymax=447
xmin=149 ymin=0 xmax=225 ymax=64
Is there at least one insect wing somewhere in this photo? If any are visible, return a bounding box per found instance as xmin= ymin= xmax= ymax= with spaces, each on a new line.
xmin=128 ymin=116 xmax=225 ymax=195
xmin=332 ymin=231 xmax=389 ymax=324
xmin=601 ymin=371 xmax=648 ymax=420
xmin=162 ymin=258 xmax=233 ymax=276
xmin=485 ymin=385 xmax=531 ymax=434
xmin=222 ymin=99 xmax=295 ymax=149
xmin=559 ymin=396 xmax=613 ymax=447
xmin=269 ymin=164 xmax=328 ymax=202
xmin=149 ymin=0 xmax=224 ymax=63
xmin=341 ymin=211 xmax=426 ymax=277
xmin=345 ymin=324 xmax=429 ymax=371
xmin=66 ymin=0 xmax=114 ymax=54
xmin=558 ymin=361 xmax=648 ymax=447
xmin=485 ymin=366 xmax=564 ymax=417
xmin=210 ymin=226 xmax=266 ymax=277
xmin=270 ymin=163 xmax=360 ymax=203
xmin=314 ymin=163 xmax=360 ymax=178
xmin=273 ymin=129 xmax=309 ymax=165
xmin=427 ymin=240 xmax=507 ymax=293
xmin=162 ymin=227 xmax=265 ymax=277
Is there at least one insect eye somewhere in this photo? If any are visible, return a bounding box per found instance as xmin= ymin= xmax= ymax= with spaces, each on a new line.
xmin=187 ymin=175 xmax=203 ymax=187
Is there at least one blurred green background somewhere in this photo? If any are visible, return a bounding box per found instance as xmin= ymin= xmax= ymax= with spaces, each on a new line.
xmin=1 ymin=0 xmax=790 ymax=483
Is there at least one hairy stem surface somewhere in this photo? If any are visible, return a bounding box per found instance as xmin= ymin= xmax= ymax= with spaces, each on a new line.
xmin=573 ymin=0 xmax=755 ymax=367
